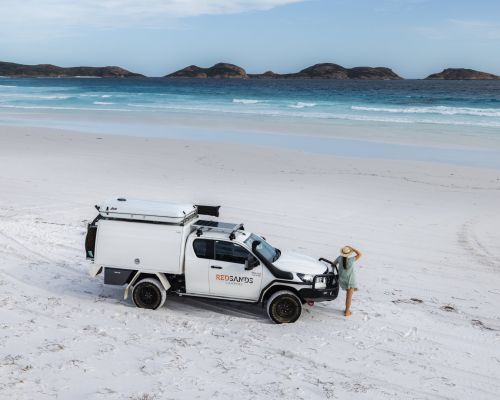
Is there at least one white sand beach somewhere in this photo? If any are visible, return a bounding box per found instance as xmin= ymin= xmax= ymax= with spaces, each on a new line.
xmin=1 ymin=122 xmax=500 ymax=399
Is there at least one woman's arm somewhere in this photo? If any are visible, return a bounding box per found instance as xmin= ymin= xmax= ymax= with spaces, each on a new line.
xmin=350 ymin=246 xmax=363 ymax=261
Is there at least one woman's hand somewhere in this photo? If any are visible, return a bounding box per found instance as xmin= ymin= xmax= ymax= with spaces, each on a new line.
xmin=349 ymin=246 xmax=363 ymax=261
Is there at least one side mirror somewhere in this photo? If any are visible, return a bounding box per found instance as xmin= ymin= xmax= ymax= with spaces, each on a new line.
xmin=245 ymin=255 xmax=259 ymax=270
xmin=251 ymin=240 xmax=261 ymax=252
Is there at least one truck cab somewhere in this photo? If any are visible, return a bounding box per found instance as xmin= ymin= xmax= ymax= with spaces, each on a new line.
xmin=185 ymin=230 xmax=266 ymax=301
xmin=86 ymin=198 xmax=339 ymax=323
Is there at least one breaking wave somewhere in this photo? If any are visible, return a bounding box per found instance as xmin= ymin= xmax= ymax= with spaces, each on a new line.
xmin=0 ymin=104 xmax=131 ymax=112
xmin=36 ymin=95 xmax=72 ymax=100
xmin=2 ymin=102 xmax=500 ymax=127
xmin=81 ymin=94 xmax=114 ymax=98
xmin=0 ymin=94 xmax=71 ymax=99
xmin=288 ymin=102 xmax=317 ymax=109
xmin=124 ymin=103 xmax=500 ymax=127
xmin=352 ymin=105 xmax=500 ymax=118
xmin=232 ymin=99 xmax=262 ymax=104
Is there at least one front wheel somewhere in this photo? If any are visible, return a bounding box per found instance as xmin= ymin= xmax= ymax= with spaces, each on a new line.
xmin=132 ymin=278 xmax=166 ymax=310
xmin=266 ymin=290 xmax=302 ymax=324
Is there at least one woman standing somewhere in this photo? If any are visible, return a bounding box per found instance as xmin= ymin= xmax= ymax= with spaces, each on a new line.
xmin=336 ymin=246 xmax=363 ymax=317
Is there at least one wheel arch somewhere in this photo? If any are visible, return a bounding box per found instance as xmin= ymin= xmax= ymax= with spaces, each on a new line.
xmin=260 ymin=284 xmax=305 ymax=305
xmin=131 ymin=277 xmax=167 ymax=310
xmin=124 ymin=271 xmax=171 ymax=300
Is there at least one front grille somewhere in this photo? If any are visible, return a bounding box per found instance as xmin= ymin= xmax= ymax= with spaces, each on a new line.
xmin=325 ymin=274 xmax=337 ymax=288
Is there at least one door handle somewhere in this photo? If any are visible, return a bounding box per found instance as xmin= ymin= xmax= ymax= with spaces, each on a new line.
xmin=211 ymin=265 xmax=222 ymax=269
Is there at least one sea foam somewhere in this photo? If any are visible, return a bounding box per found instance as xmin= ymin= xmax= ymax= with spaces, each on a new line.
xmin=288 ymin=102 xmax=317 ymax=109
xmin=0 ymin=104 xmax=131 ymax=112
xmin=233 ymin=99 xmax=262 ymax=104
xmin=352 ymin=105 xmax=500 ymax=118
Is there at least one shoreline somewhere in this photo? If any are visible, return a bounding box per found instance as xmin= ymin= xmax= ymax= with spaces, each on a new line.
xmin=2 ymin=124 xmax=500 ymax=187
xmin=2 ymin=108 xmax=500 ymax=170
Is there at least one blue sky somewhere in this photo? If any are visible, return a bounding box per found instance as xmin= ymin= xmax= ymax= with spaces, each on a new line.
xmin=0 ymin=0 xmax=499 ymax=78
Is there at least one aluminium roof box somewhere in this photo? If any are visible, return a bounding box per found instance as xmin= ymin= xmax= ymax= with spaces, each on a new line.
xmin=98 ymin=198 xmax=197 ymax=224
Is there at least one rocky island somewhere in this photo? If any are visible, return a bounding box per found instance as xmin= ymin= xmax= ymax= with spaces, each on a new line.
xmin=425 ymin=68 xmax=499 ymax=80
xmin=168 ymin=62 xmax=403 ymax=80
xmin=250 ymin=63 xmax=402 ymax=80
xmin=0 ymin=61 xmax=143 ymax=78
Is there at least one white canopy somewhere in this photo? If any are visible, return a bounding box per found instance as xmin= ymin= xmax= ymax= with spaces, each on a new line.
xmin=98 ymin=198 xmax=196 ymax=223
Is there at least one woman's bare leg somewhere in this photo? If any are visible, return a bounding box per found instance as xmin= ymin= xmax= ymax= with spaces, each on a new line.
xmin=345 ymin=288 xmax=354 ymax=316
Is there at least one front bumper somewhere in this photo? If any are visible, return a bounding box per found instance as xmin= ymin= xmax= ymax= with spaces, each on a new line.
xmin=298 ymin=273 xmax=339 ymax=302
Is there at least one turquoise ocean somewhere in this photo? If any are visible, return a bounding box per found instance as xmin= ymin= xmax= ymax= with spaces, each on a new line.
xmin=1 ymin=77 xmax=500 ymax=168
xmin=1 ymin=78 xmax=500 ymax=127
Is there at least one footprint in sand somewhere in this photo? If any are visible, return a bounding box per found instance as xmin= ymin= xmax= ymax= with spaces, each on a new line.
xmin=393 ymin=298 xmax=423 ymax=305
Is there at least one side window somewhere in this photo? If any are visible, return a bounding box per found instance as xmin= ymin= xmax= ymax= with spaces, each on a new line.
xmin=215 ymin=241 xmax=250 ymax=264
xmin=193 ymin=239 xmax=214 ymax=259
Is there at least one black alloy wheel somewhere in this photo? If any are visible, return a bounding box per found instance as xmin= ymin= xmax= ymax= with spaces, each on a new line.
xmin=267 ymin=291 xmax=302 ymax=324
xmin=132 ymin=279 xmax=165 ymax=310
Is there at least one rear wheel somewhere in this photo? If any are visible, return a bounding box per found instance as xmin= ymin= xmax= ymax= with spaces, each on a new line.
xmin=132 ymin=278 xmax=166 ymax=310
xmin=266 ymin=290 xmax=302 ymax=324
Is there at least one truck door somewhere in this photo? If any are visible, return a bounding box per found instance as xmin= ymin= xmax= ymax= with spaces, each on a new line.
xmin=185 ymin=238 xmax=214 ymax=295
xmin=209 ymin=240 xmax=263 ymax=301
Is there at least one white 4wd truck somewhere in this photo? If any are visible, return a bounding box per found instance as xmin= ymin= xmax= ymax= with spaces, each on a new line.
xmin=85 ymin=198 xmax=339 ymax=323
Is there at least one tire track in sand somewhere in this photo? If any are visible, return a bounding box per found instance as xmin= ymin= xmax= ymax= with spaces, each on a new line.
xmin=457 ymin=218 xmax=500 ymax=269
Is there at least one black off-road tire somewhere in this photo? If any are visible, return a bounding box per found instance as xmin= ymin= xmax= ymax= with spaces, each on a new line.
xmin=132 ymin=278 xmax=166 ymax=310
xmin=266 ymin=290 xmax=302 ymax=324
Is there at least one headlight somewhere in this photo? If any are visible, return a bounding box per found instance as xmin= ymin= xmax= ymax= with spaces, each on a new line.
xmin=297 ymin=273 xmax=314 ymax=283
xmin=315 ymin=277 xmax=327 ymax=289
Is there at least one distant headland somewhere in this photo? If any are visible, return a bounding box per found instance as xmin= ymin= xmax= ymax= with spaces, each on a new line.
xmin=0 ymin=61 xmax=143 ymax=78
xmin=425 ymin=68 xmax=500 ymax=80
xmin=1 ymin=60 xmax=499 ymax=80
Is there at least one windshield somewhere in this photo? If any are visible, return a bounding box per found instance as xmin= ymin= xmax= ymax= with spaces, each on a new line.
xmin=244 ymin=233 xmax=280 ymax=262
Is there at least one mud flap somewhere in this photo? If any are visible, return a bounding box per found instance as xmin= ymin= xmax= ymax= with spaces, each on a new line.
xmin=124 ymin=271 xmax=142 ymax=300
xmin=155 ymin=273 xmax=172 ymax=292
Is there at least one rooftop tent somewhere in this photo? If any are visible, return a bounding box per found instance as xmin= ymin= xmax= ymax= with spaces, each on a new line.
xmin=98 ymin=198 xmax=197 ymax=224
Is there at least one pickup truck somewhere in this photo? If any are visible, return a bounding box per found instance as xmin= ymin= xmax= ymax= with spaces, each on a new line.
xmin=85 ymin=198 xmax=339 ymax=323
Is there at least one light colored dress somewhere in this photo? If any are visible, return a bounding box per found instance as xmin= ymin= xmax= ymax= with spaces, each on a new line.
xmin=335 ymin=256 xmax=358 ymax=290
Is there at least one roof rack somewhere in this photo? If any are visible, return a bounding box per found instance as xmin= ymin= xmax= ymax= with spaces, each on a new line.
xmin=193 ymin=220 xmax=245 ymax=240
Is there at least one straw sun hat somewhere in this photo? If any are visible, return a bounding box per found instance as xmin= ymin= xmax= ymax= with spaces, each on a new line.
xmin=340 ymin=246 xmax=356 ymax=258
